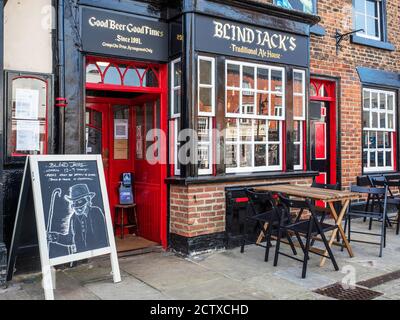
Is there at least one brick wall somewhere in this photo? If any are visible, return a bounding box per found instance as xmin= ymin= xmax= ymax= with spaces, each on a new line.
xmin=170 ymin=177 xmax=313 ymax=239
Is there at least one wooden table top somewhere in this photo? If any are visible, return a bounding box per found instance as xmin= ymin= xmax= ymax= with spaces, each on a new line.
xmin=255 ymin=184 xmax=361 ymax=202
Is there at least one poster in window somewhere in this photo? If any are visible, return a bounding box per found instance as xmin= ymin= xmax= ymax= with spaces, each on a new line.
xmin=15 ymin=88 xmax=40 ymax=120
xmin=136 ymin=125 xmax=143 ymax=159
xmin=114 ymin=119 xmax=129 ymax=140
xmin=16 ymin=120 xmax=40 ymax=151
xmin=274 ymin=0 xmax=315 ymax=14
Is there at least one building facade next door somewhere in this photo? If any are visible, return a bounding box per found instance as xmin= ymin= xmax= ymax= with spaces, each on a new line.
xmin=309 ymin=79 xmax=338 ymax=187
xmin=84 ymin=57 xmax=168 ymax=248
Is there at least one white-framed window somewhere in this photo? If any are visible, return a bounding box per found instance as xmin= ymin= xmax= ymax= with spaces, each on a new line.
xmin=293 ymin=69 xmax=306 ymax=170
xmin=197 ymin=56 xmax=215 ymax=175
xmin=170 ymin=58 xmax=181 ymax=176
xmin=354 ymin=0 xmax=382 ymax=40
xmin=225 ymin=60 xmax=284 ymax=173
xmin=363 ymin=88 xmax=396 ymax=173
xmin=225 ymin=60 xmax=285 ymax=119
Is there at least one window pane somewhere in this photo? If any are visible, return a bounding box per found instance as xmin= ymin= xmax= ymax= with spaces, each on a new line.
xmin=377 ymin=132 xmax=384 ymax=148
xmin=268 ymin=121 xmax=280 ymax=142
xmin=371 ymin=112 xmax=378 ymax=128
xmin=388 ymin=114 xmax=394 ymax=130
xmin=255 ymin=145 xmax=267 ymax=167
xmin=388 ymin=95 xmax=394 ymax=110
xmin=366 ymin=17 xmax=379 ymax=38
xmin=294 ymin=145 xmax=301 ymax=166
xmin=268 ymin=145 xmax=280 ymax=166
xmin=371 ymin=92 xmax=378 ymax=109
xmin=86 ymin=64 xmax=101 ymax=83
xmin=378 ymin=151 xmax=384 ymax=167
xmin=198 ymin=145 xmax=210 ymax=170
xmin=240 ymin=144 xmax=252 ymax=167
xmin=271 ymin=95 xmax=283 ymax=117
xmin=369 ymin=131 xmax=377 ymax=148
xmin=379 ymin=113 xmax=386 ymax=129
xmin=379 ymin=93 xmax=386 ymax=109
xmin=257 ymin=68 xmax=269 ymax=91
xmin=199 ymin=87 xmax=212 ymax=113
xmin=366 ymin=0 xmax=378 ymax=18
xmin=386 ymin=151 xmax=392 ymax=167
xmin=227 ymin=64 xmax=240 ymax=87
xmin=293 ymin=72 xmax=304 ymax=94
xmin=226 ymin=144 xmax=237 ymax=168
xmin=363 ymin=132 xmax=368 ymax=149
xmin=239 ymin=119 xmax=252 ymax=142
xmin=385 ymin=132 xmax=391 ymax=148
xmin=174 ymin=61 xmax=182 ymax=87
xmin=271 ymin=69 xmax=283 ymax=92
xmin=227 ymin=90 xmax=240 ymax=114
xmin=174 ymin=89 xmax=181 ymax=114
xmin=363 ymin=91 xmax=371 ymax=109
xmin=363 ymin=151 xmax=368 ymax=168
xmin=241 ymin=92 xmax=255 ymax=115
xmin=124 ymin=68 xmax=141 ymax=87
xmin=257 ymin=93 xmax=269 ymax=116
xmin=199 ymin=59 xmax=212 ymax=85
xmin=294 ymin=121 xmax=302 ymax=142
xmin=363 ymin=111 xmax=370 ymax=128
xmin=242 ymin=66 xmax=255 ymax=90
xmin=254 ymin=120 xmax=266 ymax=142
xmin=226 ymin=118 xmax=237 ymax=142
xmin=104 ymin=65 xmax=122 ymax=85
xmin=354 ymin=0 xmax=365 ymax=12
xmin=113 ymin=107 xmax=130 ymax=160
xmin=197 ymin=117 xmax=210 ymax=142
xmin=143 ymin=68 xmax=159 ymax=87
xmin=294 ymin=96 xmax=304 ymax=118
xmin=370 ymin=151 xmax=376 ymax=167
xmin=355 ymin=13 xmax=365 ymax=32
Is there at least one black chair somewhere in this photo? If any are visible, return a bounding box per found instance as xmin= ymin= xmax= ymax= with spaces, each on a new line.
xmin=344 ymin=185 xmax=389 ymax=257
xmin=372 ymin=177 xmax=400 ymax=235
xmin=273 ymin=195 xmax=339 ymax=279
xmin=241 ymin=189 xmax=297 ymax=262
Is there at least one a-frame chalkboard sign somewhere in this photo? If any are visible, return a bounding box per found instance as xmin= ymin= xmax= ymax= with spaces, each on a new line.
xmin=7 ymin=155 xmax=121 ymax=300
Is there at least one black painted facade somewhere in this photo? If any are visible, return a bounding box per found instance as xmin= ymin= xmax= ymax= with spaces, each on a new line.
xmin=0 ymin=0 xmax=320 ymax=278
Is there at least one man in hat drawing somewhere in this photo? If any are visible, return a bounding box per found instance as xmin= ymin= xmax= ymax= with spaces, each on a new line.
xmin=47 ymin=184 xmax=109 ymax=254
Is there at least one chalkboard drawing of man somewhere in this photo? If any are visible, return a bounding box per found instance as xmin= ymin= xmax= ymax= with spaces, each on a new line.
xmin=47 ymin=184 xmax=109 ymax=254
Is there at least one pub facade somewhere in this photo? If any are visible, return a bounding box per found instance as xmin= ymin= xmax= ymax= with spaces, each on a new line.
xmin=0 ymin=0 xmax=399 ymax=281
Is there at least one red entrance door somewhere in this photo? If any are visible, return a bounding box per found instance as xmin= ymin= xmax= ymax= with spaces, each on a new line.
xmin=309 ymin=79 xmax=337 ymax=186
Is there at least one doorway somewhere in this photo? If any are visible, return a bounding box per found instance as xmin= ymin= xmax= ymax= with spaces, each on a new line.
xmin=84 ymin=57 xmax=168 ymax=252
xmin=309 ymin=79 xmax=338 ymax=186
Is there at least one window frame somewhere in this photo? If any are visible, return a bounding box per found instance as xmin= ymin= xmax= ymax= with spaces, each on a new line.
xmin=170 ymin=58 xmax=182 ymax=119
xmin=354 ymin=0 xmax=383 ymax=41
xmin=225 ymin=60 xmax=286 ymax=120
xmin=170 ymin=58 xmax=182 ymax=176
xmin=5 ymin=70 xmax=54 ymax=164
xmin=197 ymin=56 xmax=216 ymax=117
xmin=362 ymin=87 xmax=397 ymax=173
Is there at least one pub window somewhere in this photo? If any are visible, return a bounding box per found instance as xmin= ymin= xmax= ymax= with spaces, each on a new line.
xmin=198 ymin=56 xmax=215 ymax=175
xmin=225 ymin=60 xmax=284 ymax=173
xmin=354 ymin=0 xmax=383 ymax=40
xmin=6 ymin=72 xmax=52 ymax=162
xmin=293 ymin=69 xmax=306 ymax=170
xmin=274 ymin=0 xmax=317 ymax=14
xmin=362 ymin=88 xmax=396 ymax=172
xmin=170 ymin=58 xmax=182 ymax=176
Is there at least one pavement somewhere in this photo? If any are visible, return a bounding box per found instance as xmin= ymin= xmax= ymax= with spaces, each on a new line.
xmin=2 ymin=219 xmax=400 ymax=300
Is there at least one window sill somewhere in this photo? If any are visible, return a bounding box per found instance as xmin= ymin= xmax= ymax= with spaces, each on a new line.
xmin=351 ymin=35 xmax=395 ymax=51
xmin=165 ymin=171 xmax=319 ymax=185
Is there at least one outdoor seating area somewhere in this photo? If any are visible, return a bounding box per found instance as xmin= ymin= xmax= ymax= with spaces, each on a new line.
xmin=239 ymin=175 xmax=400 ymax=280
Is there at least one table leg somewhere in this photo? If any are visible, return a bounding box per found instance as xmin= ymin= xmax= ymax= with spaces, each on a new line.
xmin=320 ymin=200 xmax=353 ymax=267
xmin=256 ymin=223 xmax=268 ymax=245
xmin=120 ymin=208 xmax=124 ymax=240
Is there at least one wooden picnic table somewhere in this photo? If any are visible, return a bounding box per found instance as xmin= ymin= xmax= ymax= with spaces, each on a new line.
xmin=254 ymin=184 xmax=362 ymax=267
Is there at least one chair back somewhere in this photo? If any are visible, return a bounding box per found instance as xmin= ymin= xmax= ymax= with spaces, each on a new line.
xmin=277 ymin=194 xmax=317 ymax=222
xmin=245 ymin=189 xmax=275 ymax=216
xmin=349 ymin=184 xmax=389 ymax=217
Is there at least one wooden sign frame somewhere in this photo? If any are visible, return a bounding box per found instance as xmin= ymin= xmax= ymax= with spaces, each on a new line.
xmin=7 ymin=155 xmax=121 ymax=300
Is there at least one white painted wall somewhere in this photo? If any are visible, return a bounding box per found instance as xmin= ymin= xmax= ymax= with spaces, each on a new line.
xmin=4 ymin=0 xmax=54 ymax=73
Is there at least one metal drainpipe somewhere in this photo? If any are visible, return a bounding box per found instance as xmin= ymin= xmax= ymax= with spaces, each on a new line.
xmin=58 ymin=0 xmax=65 ymax=154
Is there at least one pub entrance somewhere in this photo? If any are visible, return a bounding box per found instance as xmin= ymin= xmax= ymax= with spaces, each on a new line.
xmin=84 ymin=57 xmax=168 ymax=252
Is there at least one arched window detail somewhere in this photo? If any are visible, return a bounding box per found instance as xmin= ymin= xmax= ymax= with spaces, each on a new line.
xmin=85 ymin=57 xmax=161 ymax=90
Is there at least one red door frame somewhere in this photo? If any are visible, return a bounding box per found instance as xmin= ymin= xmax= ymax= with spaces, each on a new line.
xmin=310 ymin=79 xmax=338 ymax=185
xmin=85 ymin=58 xmax=168 ymax=249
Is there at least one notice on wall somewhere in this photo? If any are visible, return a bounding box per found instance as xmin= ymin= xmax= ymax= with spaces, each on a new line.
xmin=16 ymin=120 xmax=40 ymax=151
xmin=15 ymin=89 xmax=39 ymax=120
xmin=114 ymin=119 xmax=129 ymax=139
